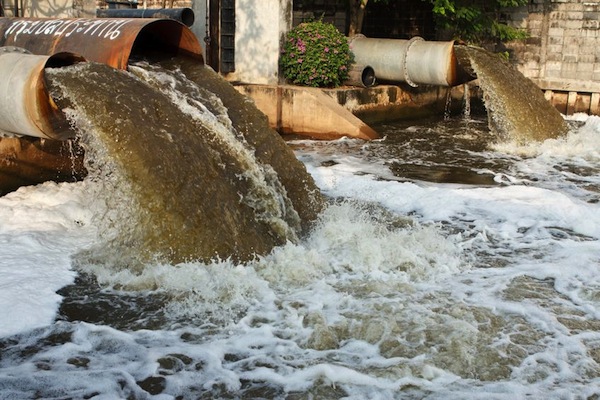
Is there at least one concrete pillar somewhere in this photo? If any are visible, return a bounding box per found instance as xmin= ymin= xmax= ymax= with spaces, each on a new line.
xmin=233 ymin=0 xmax=292 ymax=84
xmin=591 ymin=92 xmax=600 ymax=115
xmin=190 ymin=0 xmax=208 ymax=61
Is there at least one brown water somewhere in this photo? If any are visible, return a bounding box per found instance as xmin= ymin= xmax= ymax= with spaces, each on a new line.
xmin=45 ymin=61 xmax=323 ymax=266
xmin=1 ymin=112 xmax=600 ymax=398
xmin=456 ymin=46 xmax=569 ymax=144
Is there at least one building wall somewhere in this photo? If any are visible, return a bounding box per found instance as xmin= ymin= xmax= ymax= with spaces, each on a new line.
xmin=230 ymin=0 xmax=290 ymax=85
xmin=508 ymin=0 xmax=600 ymax=95
xmin=1 ymin=0 xmax=96 ymax=17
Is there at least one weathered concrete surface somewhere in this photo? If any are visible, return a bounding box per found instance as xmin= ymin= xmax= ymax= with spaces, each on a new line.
xmin=1 ymin=0 xmax=96 ymax=18
xmin=237 ymin=84 xmax=464 ymax=140
xmin=235 ymin=84 xmax=380 ymax=140
xmin=323 ymin=84 xmax=463 ymax=125
xmin=507 ymin=0 xmax=600 ymax=115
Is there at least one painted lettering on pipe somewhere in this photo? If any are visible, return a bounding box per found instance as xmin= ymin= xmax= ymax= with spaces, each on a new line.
xmin=0 ymin=17 xmax=203 ymax=69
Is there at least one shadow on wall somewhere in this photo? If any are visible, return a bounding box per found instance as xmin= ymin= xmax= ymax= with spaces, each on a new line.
xmin=234 ymin=0 xmax=280 ymax=84
xmin=5 ymin=0 xmax=92 ymax=18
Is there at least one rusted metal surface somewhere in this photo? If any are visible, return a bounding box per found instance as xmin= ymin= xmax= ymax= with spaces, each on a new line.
xmin=0 ymin=136 xmax=86 ymax=196
xmin=0 ymin=17 xmax=203 ymax=69
xmin=0 ymin=49 xmax=84 ymax=140
xmin=96 ymin=8 xmax=195 ymax=27
xmin=0 ymin=18 xmax=204 ymax=194
xmin=350 ymin=35 xmax=474 ymax=87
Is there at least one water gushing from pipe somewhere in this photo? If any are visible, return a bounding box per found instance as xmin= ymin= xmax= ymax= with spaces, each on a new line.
xmin=455 ymin=46 xmax=569 ymax=144
xmin=46 ymin=61 xmax=323 ymax=266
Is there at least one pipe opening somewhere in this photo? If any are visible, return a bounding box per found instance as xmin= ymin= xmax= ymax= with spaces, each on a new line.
xmin=361 ymin=66 xmax=376 ymax=87
xmin=44 ymin=52 xmax=86 ymax=68
xmin=128 ymin=19 xmax=203 ymax=64
xmin=0 ymin=50 xmax=86 ymax=140
xmin=0 ymin=18 xmax=204 ymax=70
xmin=345 ymin=64 xmax=377 ymax=88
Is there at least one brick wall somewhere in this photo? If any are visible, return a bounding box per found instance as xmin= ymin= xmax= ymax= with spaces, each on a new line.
xmin=507 ymin=0 xmax=600 ymax=113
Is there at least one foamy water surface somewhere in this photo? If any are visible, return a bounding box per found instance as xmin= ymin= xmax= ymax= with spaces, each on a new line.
xmin=1 ymin=114 xmax=600 ymax=399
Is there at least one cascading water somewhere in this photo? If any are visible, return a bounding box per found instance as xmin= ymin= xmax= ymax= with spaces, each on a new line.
xmin=2 ymin=35 xmax=600 ymax=399
xmin=455 ymin=45 xmax=569 ymax=144
xmin=45 ymin=60 xmax=323 ymax=266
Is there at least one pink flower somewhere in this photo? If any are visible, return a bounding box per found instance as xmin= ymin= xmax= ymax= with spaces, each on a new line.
xmin=324 ymin=47 xmax=330 ymax=53
xmin=297 ymin=38 xmax=306 ymax=53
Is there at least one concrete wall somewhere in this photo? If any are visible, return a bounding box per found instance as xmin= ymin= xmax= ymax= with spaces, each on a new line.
xmin=507 ymin=0 xmax=600 ymax=113
xmin=2 ymin=0 xmax=96 ymax=17
xmin=189 ymin=0 xmax=207 ymax=61
xmin=229 ymin=0 xmax=291 ymax=85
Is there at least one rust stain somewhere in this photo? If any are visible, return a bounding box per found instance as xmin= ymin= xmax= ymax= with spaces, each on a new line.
xmin=0 ymin=17 xmax=203 ymax=69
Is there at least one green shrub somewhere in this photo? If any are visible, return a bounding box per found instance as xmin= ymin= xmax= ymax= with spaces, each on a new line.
xmin=280 ymin=21 xmax=352 ymax=88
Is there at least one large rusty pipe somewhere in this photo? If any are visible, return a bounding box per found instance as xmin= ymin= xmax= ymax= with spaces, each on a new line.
xmin=96 ymin=8 xmax=195 ymax=27
xmin=0 ymin=48 xmax=85 ymax=139
xmin=0 ymin=17 xmax=203 ymax=140
xmin=349 ymin=35 xmax=473 ymax=87
xmin=0 ymin=17 xmax=203 ymax=70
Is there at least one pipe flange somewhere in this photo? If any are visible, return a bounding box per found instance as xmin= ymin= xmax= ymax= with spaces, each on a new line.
xmin=0 ymin=46 xmax=32 ymax=55
xmin=403 ymin=36 xmax=424 ymax=88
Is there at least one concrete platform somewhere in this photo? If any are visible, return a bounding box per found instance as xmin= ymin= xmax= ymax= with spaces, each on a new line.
xmin=236 ymin=84 xmax=468 ymax=140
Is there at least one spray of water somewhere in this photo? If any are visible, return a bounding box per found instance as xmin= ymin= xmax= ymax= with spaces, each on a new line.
xmin=45 ymin=61 xmax=323 ymax=267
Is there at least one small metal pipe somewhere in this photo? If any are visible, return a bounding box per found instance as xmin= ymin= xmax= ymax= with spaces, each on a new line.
xmin=345 ymin=64 xmax=376 ymax=88
xmin=96 ymin=8 xmax=195 ymax=27
xmin=350 ymin=35 xmax=474 ymax=87
xmin=0 ymin=48 xmax=85 ymax=139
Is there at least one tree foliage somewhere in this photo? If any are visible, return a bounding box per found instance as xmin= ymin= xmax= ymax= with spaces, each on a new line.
xmin=426 ymin=0 xmax=528 ymax=43
xmin=347 ymin=0 xmax=528 ymax=44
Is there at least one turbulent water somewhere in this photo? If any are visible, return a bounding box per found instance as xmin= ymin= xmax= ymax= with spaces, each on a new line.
xmin=45 ymin=61 xmax=322 ymax=266
xmin=2 ymin=74 xmax=600 ymax=397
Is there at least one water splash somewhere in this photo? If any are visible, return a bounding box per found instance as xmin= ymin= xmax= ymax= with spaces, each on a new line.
xmin=456 ymin=46 xmax=569 ymax=144
xmin=45 ymin=61 xmax=323 ymax=266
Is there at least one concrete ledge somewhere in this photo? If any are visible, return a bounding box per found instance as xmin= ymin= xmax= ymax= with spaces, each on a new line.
xmin=235 ymin=84 xmax=379 ymax=140
xmin=236 ymin=84 xmax=465 ymax=140
xmin=543 ymin=89 xmax=600 ymax=115
xmin=322 ymin=84 xmax=461 ymax=125
xmin=532 ymin=78 xmax=600 ymax=94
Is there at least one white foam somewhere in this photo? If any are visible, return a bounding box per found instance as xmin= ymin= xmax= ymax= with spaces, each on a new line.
xmin=3 ymin=88 xmax=600 ymax=398
xmin=0 ymin=181 xmax=98 ymax=337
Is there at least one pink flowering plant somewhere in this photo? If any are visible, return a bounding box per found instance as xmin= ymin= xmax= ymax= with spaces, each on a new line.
xmin=280 ymin=21 xmax=353 ymax=88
